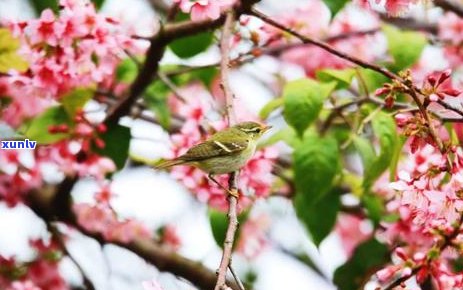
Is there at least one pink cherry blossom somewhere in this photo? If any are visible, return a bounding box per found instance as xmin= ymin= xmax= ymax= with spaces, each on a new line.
xmin=73 ymin=203 xmax=152 ymax=243
xmin=236 ymin=214 xmax=270 ymax=259
xmin=335 ymin=214 xmax=371 ymax=256
xmin=174 ymin=0 xmax=236 ymax=21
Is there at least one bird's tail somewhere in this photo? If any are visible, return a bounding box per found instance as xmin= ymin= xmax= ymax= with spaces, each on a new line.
xmin=154 ymin=158 xmax=185 ymax=170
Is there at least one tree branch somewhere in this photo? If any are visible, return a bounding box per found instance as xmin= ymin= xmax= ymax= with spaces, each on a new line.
xmin=26 ymin=180 xmax=241 ymax=290
xmin=215 ymin=172 xmax=240 ymax=290
xmin=221 ymin=11 xmax=237 ymax=126
xmin=214 ymin=11 xmax=244 ymax=290
xmin=433 ymin=0 xmax=463 ymax=17
xmin=383 ymin=213 xmax=463 ymax=290
xmin=104 ymin=0 xmax=261 ymax=125
xmin=48 ymin=223 xmax=96 ymax=290
xmin=249 ymin=8 xmax=399 ymax=81
xmin=249 ymin=8 xmax=447 ymax=154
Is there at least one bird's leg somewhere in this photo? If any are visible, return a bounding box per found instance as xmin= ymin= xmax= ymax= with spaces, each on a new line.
xmin=207 ymin=174 xmax=239 ymax=197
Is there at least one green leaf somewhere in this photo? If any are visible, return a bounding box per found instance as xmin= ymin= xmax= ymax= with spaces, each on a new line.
xmin=389 ymin=136 xmax=406 ymax=181
xmin=169 ymin=13 xmax=214 ymax=58
xmin=357 ymin=69 xmax=389 ymax=93
xmin=94 ymin=124 xmax=130 ymax=170
xmin=382 ymin=25 xmax=427 ymax=72
xmin=145 ymin=81 xmax=171 ymax=129
xmin=316 ymin=68 xmax=355 ymax=89
xmin=116 ymin=58 xmax=138 ymax=83
xmin=209 ymin=209 xmax=248 ymax=248
xmin=189 ymin=67 xmax=218 ymax=88
xmin=61 ymin=88 xmax=93 ymax=117
xmin=295 ymin=187 xmax=341 ymax=246
xmin=293 ymin=131 xmax=339 ymax=206
xmin=363 ymin=112 xmax=398 ymax=190
xmin=29 ymin=0 xmax=59 ymax=14
xmin=91 ymin=0 xmax=105 ymax=9
xmin=334 ymin=238 xmax=389 ymax=290
xmin=362 ymin=194 xmax=385 ymax=224
xmin=209 ymin=209 xmax=228 ymax=248
xmin=25 ymin=106 xmax=71 ymax=144
xmin=353 ymin=136 xmax=376 ymax=173
xmin=0 ymin=29 xmax=28 ymax=73
xmin=259 ymin=98 xmax=283 ymax=120
xmin=283 ymin=79 xmax=336 ymax=137
xmin=323 ymin=0 xmax=349 ymax=17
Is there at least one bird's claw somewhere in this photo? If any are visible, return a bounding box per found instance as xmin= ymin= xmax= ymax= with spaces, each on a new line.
xmin=227 ymin=188 xmax=239 ymax=198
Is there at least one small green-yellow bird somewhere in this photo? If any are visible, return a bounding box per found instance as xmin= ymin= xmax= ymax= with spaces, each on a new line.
xmin=155 ymin=121 xmax=271 ymax=195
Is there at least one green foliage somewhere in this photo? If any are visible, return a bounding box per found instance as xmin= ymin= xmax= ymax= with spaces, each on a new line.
xmin=29 ymin=0 xmax=59 ymax=14
xmin=295 ymin=187 xmax=341 ymax=246
xmin=178 ymin=66 xmax=218 ymax=88
xmin=259 ymin=127 xmax=300 ymax=148
xmin=209 ymin=209 xmax=248 ymax=248
xmin=357 ymin=69 xmax=389 ymax=93
xmin=293 ymin=131 xmax=339 ymax=206
xmin=145 ymin=81 xmax=171 ymax=129
xmin=24 ymin=106 xmax=71 ymax=144
xmin=316 ymin=68 xmax=355 ymax=89
xmin=259 ymin=98 xmax=283 ymax=120
xmin=188 ymin=66 xmax=218 ymax=88
xmin=283 ymin=79 xmax=336 ymax=137
xmin=91 ymin=0 xmax=105 ymax=9
xmin=361 ymin=194 xmax=385 ymax=224
xmin=323 ymin=0 xmax=349 ymax=17
xmin=382 ymin=25 xmax=427 ymax=72
xmin=362 ymin=112 xmax=398 ymax=190
xmin=0 ymin=28 xmax=28 ymax=73
xmin=353 ymin=136 xmax=376 ymax=172
xmin=61 ymin=88 xmax=94 ymax=117
xmin=353 ymin=112 xmax=398 ymax=223
xmin=334 ymin=238 xmax=389 ymax=290
xmin=94 ymin=124 xmax=130 ymax=170
xmin=29 ymin=0 xmax=105 ymax=14
xmin=116 ymin=58 xmax=138 ymax=83
xmin=169 ymin=13 xmax=214 ymax=58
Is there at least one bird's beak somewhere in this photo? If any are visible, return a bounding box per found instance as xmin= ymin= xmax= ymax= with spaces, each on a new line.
xmin=263 ymin=125 xmax=272 ymax=132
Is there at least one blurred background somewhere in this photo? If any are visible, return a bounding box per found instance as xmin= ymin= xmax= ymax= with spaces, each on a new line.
xmin=0 ymin=0 xmax=453 ymax=289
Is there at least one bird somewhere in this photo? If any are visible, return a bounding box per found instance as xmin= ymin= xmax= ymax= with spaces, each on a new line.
xmin=155 ymin=121 xmax=272 ymax=196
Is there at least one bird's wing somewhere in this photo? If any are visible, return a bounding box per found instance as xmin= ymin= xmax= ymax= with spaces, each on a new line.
xmin=179 ymin=138 xmax=248 ymax=161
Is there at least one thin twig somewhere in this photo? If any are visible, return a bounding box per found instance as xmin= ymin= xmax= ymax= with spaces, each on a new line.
xmin=214 ymin=10 xmax=243 ymax=290
xmin=250 ymin=8 xmax=447 ymax=154
xmin=48 ymin=224 xmax=96 ymax=290
xmin=383 ymin=213 xmax=463 ymax=290
xmin=436 ymin=99 xmax=463 ymax=118
xmin=249 ymin=8 xmax=398 ymax=81
xmin=228 ymin=265 xmax=246 ymax=290
xmin=157 ymin=72 xmax=187 ymax=103
xmin=220 ymin=10 xmax=237 ymax=126
xmin=215 ymin=172 xmax=240 ymax=290
xmin=104 ymin=0 xmax=260 ymax=125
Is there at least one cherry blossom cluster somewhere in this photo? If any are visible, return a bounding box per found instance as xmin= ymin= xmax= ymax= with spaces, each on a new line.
xmin=245 ymin=2 xmax=382 ymax=77
xmin=2 ymin=0 xmax=139 ymax=127
xmin=173 ymin=0 xmax=236 ymax=22
xmin=374 ymin=144 xmax=463 ymax=289
xmin=0 ymin=239 xmax=67 ymax=290
xmin=439 ymin=13 xmax=463 ymax=69
xmin=0 ymin=150 xmax=42 ymax=207
xmin=236 ymin=213 xmax=270 ymax=259
xmin=73 ymin=203 xmax=152 ymax=243
xmin=164 ymin=84 xmax=278 ymax=212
